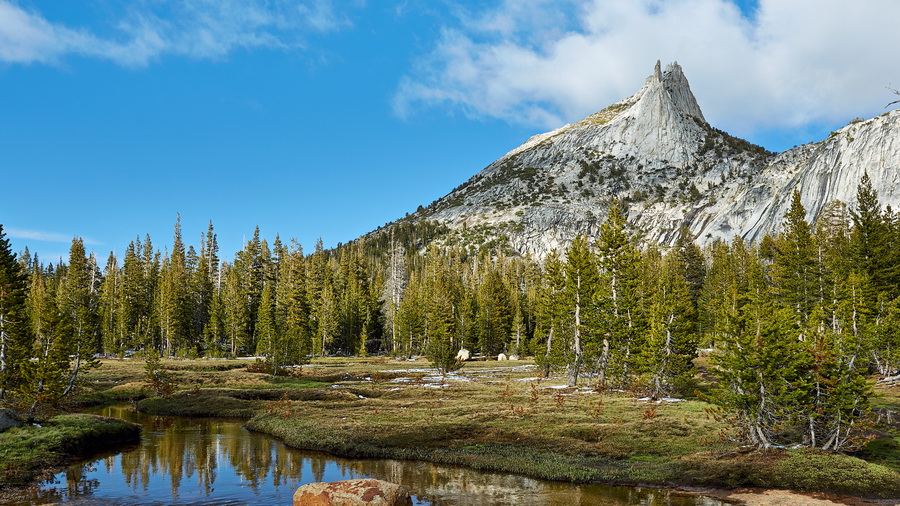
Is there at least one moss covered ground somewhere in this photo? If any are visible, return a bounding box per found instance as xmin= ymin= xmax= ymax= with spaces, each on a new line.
xmin=0 ymin=414 xmax=140 ymax=488
xmin=61 ymin=357 xmax=900 ymax=499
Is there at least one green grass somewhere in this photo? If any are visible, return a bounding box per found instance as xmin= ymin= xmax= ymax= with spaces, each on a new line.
xmin=69 ymin=357 xmax=900 ymax=499
xmin=0 ymin=414 xmax=140 ymax=488
xmin=773 ymin=450 xmax=900 ymax=497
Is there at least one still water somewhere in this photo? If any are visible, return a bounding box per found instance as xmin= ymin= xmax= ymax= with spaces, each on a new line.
xmin=23 ymin=406 xmax=724 ymax=505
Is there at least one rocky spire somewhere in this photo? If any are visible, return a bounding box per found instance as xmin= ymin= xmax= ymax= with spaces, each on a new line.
xmin=607 ymin=61 xmax=707 ymax=164
xmin=382 ymin=60 xmax=900 ymax=259
xmin=662 ymin=61 xmax=705 ymax=122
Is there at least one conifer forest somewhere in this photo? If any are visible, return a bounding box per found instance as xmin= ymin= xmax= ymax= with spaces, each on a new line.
xmin=1 ymin=174 xmax=898 ymax=451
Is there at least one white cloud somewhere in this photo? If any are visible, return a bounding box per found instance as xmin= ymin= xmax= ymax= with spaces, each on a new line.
xmin=395 ymin=0 xmax=900 ymax=140
xmin=0 ymin=0 xmax=356 ymax=67
xmin=0 ymin=1 xmax=101 ymax=64
xmin=6 ymin=227 xmax=99 ymax=245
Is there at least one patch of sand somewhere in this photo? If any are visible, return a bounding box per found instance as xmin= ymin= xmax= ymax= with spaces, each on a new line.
xmin=722 ymin=489 xmax=892 ymax=505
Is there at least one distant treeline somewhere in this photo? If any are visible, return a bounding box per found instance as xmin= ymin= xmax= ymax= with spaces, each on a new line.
xmin=1 ymin=173 xmax=898 ymax=449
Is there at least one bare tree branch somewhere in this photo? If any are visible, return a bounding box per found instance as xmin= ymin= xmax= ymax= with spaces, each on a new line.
xmin=887 ymin=86 xmax=900 ymax=108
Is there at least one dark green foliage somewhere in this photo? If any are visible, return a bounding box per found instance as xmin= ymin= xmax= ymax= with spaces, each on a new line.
xmin=0 ymin=225 xmax=29 ymax=400
xmin=475 ymin=268 xmax=513 ymax=356
xmin=56 ymin=238 xmax=101 ymax=398
xmin=5 ymin=175 xmax=896 ymax=462
xmin=851 ymin=173 xmax=900 ymax=299
xmin=593 ymin=203 xmax=643 ymax=388
xmin=18 ymin=264 xmax=69 ymax=418
xmin=563 ymin=235 xmax=598 ymax=386
xmin=532 ymin=252 xmax=570 ymax=376
xmin=696 ymin=120 xmax=774 ymax=160
xmin=672 ymin=227 xmax=705 ymax=308
xmin=423 ymin=247 xmax=463 ymax=374
xmin=643 ymin=249 xmax=698 ymax=398
xmin=708 ymin=195 xmax=873 ymax=451
xmin=143 ymin=350 xmax=176 ymax=397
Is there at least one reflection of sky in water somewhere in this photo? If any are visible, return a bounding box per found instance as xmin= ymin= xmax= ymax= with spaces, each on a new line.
xmin=21 ymin=406 xmax=722 ymax=506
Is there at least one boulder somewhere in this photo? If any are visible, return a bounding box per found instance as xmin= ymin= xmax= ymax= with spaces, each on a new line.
xmin=497 ymin=353 xmax=508 ymax=361
xmin=508 ymin=354 xmax=520 ymax=361
xmin=293 ymin=479 xmax=412 ymax=506
xmin=455 ymin=348 xmax=470 ymax=361
xmin=0 ymin=408 xmax=22 ymax=432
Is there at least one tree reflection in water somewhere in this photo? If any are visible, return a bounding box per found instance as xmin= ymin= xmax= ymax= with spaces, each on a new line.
xmin=20 ymin=406 xmax=722 ymax=505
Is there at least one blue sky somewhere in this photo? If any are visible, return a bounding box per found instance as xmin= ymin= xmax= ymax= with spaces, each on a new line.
xmin=2 ymin=0 xmax=899 ymax=263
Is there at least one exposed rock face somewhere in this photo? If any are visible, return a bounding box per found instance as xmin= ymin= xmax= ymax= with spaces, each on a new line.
xmin=0 ymin=408 xmax=22 ymax=432
xmin=293 ymin=479 xmax=412 ymax=506
xmin=377 ymin=61 xmax=900 ymax=257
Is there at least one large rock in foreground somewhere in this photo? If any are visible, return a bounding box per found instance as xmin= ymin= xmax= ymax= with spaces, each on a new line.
xmin=293 ymin=479 xmax=413 ymax=506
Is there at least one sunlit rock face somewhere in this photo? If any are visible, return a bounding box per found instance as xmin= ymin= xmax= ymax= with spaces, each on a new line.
xmin=386 ymin=61 xmax=900 ymax=257
xmin=293 ymin=479 xmax=413 ymax=506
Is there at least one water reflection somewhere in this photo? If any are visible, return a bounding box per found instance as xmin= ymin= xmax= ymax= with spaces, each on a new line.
xmin=22 ymin=406 xmax=723 ymax=505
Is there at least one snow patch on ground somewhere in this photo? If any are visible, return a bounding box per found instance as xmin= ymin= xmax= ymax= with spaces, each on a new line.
xmin=636 ymin=397 xmax=685 ymax=403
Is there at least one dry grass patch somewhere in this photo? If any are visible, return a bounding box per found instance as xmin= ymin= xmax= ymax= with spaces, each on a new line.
xmin=71 ymin=357 xmax=900 ymax=497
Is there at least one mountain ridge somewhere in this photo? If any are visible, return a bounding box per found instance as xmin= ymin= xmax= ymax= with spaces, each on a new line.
xmin=369 ymin=61 xmax=900 ymax=257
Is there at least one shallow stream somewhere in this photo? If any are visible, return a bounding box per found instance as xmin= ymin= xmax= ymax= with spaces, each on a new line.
xmin=21 ymin=405 xmax=725 ymax=505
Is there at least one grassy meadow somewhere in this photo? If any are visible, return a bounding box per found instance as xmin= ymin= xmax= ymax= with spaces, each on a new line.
xmin=0 ymin=414 xmax=140 ymax=489
xmin=56 ymin=356 xmax=900 ymax=499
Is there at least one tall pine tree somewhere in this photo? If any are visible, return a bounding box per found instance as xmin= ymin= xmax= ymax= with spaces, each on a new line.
xmin=0 ymin=225 xmax=29 ymax=400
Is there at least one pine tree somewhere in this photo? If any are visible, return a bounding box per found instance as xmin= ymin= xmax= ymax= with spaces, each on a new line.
xmin=563 ymin=235 xmax=597 ymax=386
xmin=673 ymin=226 xmax=706 ymax=308
xmin=0 ymin=225 xmax=30 ymax=400
xmin=396 ymin=270 xmax=425 ymax=357
xmin=188 ymin=226 xmax=216 ymax=347
xmin=644 ymin=250 xmax=697 ymax=399
xmin=770 ymin=191 xmax=820 ymax=331
xmin=506 ymin=257 xmax=539 ymax=356
xmin=423 ymin=247 xmax=461 ymax=374
xmin=18 ymin=263 xmax=69 ymax=417
xmin=594 ymin=203 xmax=643 ymax=388
xmin=197 ymin=224 xmax=223 ymax=356
xmin=804 ymin=270 xmax=872 ymax=450
xmin=254 ymin=281 xmax=278 ymax=372
xmin=204 ymin=289 xmax=228 ymax=356
xmin=119 ymin=236 xmax=156 ymax=352
xmin=280 ymin=240 xmax=311 ymax=366
xmin=850 ymin=172 xmax=896 ymax=297
xmin=848 ymin=175 xmax=899 ymax=372
xmin=234 ymin=227 xmax=268 ymax=348
xmin=307 ymin=238 xmax=338 ymax=356
xmin=816 ymin=201 xmax=852 ymax=334
xmin=475 ymin=266 xmax=512 ymax=356
xmin=99 ymin=252 xmax=126 ymax=356
xmin=710 ymin=240 xmax=807 ymax=448
xmin=316 ymin=281 xmax=340 ymax=356
xmin=57 ymin=238 xmax=101 ymax=397
xmin=159 ymin=215 xmax=193 ymax=356
xmin=532 ymin=252 xmax=571 ymax=376
xmin=221 ymin=262 xmax=250 ymax=356
xmin=698 ymin=240 xmax=732 ymax=349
